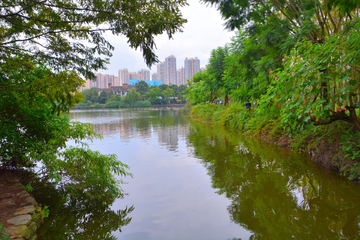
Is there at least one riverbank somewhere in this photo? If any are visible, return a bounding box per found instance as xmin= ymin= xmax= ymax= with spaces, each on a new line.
xmin=0 ymin=173 xmax=47 ymax=240
xmin=189 ymin=103 xmax=360 ymax=181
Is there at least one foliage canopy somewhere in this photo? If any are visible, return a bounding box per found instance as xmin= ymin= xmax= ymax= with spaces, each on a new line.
xmin=0 ymin=0 xmax=187 ymax=78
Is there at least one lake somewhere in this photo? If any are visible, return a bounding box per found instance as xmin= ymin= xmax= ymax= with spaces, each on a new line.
xmin=37 ymin=108 xmax=360 ymax=240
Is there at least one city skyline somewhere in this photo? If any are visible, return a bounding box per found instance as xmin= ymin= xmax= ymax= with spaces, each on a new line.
xmin=80 ymin=55 xmax=202 ymax=90
xmin=96 ymin=0 xmax=235 ymax=78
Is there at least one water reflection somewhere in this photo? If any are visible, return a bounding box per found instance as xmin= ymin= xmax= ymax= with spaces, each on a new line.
xmin=70 ymin=109 xmax=188 ymax=151
xmin=37 ymin=109 xmax=360 ymax=240
xmin=36 ymin=187 xmax=134 ymax=240
xmin=187 ymin=121 xmax=360 ymax=239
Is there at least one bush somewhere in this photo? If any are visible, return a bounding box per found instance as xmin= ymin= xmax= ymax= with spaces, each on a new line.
xmin=118 ymin=101 xmax=129 ymax=108
xmin=105 ymin=101 xmax=119 ymax=108
xmin=93 ymin=103 xmax=103 ymax=109
xmin=80 ymin=100 xmax=92 ymax=106
xmin=339 ymin=128 xmax=360 ymax=180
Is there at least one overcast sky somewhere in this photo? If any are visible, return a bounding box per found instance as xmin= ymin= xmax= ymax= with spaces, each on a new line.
xmin=98 ymin=0 xmax=236 ymax=77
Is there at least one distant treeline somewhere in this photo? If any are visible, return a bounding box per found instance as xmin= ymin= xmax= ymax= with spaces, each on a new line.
xmin=79 ymin=82 xmax=188 ymax=108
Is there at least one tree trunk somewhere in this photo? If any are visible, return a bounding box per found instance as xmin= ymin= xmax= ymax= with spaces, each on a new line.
xmin=223 ymin=94 xmax=228 ymax=106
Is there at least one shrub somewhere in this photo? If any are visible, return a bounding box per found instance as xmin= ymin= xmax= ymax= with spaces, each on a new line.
xmin=105 ymin=101 xmax=119 ymax=108
xmin=93 ymin=103 xmax=103 ymax=109
xmin=118 ymin=101 xmax=129 ymax=108
xmin=80 ymin=100 xmax=92 ymax=106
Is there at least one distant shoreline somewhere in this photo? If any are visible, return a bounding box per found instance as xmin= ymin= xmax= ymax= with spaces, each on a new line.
xmin=71 ymin=104 xmax=185 ymax=110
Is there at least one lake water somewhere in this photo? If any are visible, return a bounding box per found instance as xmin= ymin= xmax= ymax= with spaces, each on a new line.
xmin=37 ymin=108 xmax=360 ymax=240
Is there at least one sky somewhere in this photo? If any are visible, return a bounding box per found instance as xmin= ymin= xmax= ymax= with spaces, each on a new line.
xmin=98 ymin=0 xmax=236 ymax=77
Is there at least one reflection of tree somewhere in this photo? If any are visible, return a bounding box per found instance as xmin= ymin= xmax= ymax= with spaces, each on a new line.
xmin=36 ymin=185 xmax=134 ymax=240
xmin=187 ymin=121 xmax=360 ymax=240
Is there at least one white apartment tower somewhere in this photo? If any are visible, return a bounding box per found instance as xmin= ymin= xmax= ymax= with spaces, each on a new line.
xmin=157 ymin=62 xmax=165 ymax=84
xmin=184 ymin=57 xmax=200 ymax=81
xmin=108 ymin=75 xmax=114 ymax=87
xmin=165 ymin=55 xmax=177 ymax=85
xmin=152 ymin=73 xmax=158 ymax=81
xmin=138 ymin=69 xmax=150 ymax=81
xmin=118 ymin=68 xmax=129 ymax=86
xmin=100 ymin=74 xmax=109 ymax=88
xmin=177 ymin=67 xmax=185 ymax=86
xmin=114 ymin=76 xmax=120 ymax=86
xmin=129 ymin=72 xmax=140 ymax=80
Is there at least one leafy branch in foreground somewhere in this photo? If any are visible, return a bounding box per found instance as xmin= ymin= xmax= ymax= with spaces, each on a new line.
xmin=0 ymin=0 xmax=187 ymax=78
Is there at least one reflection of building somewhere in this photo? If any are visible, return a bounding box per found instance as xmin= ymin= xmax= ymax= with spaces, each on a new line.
xmin=158 ymin=126 xmax=178 ymax=151
xmin=70 ymin=109 xmax=188 ymax=150
xmin=177 ymin=124 xmax=188 ymax=141
xmin=90 ymin=120 xmax=152 ymax=141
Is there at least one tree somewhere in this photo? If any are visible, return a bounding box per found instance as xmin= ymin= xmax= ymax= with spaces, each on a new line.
xmin=259 ymin=21 xmax=360 ymax=131
xmin=0 ymin=0 xmax=187 ymax=78
xmin=199 ymin=0 xmax=360 ymax=131
xmin=187 ymin=70 xmax=218 ymax=103
xmin=81 ymin=89 xmax=91 ymax=100
xmin=169 ymin=84 xmax=179 ymax=97
xmin=99 ymin=91 xmax=108 ymax=104
xmin=136 ymin=81 xmax=150 ymax=96
xmin=163 ymin=88 xmax=175 ymax=101
xmin=0 ymin=0 xmax=189 ymax=199
xmin=201 ymin=0 xmax=360 ymax=43
xmin=147 ymin=87 xmax=164 ymax=104
xmin=108 ymin=94 xmax=122 ymax=103
xmin=124 ymin=88 xmax=141 ymax=105
xmin=85 ymin=88 xmax=100 ymax=103
xmin=179 ymin=85 xmax=187 ymax=93
xmin=159 ymin=84 xmax=169 ymax=91
xmin=209 ymin=46 xmax=229 ymax=105
xmin=0 ymin=62 xmax=131 ymax=199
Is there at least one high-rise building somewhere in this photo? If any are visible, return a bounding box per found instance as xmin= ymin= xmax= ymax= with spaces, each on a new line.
xmin=84 ymin=79 xmax=90 ymax=90
xmin=184 ymin=57 xmax=200 ymax=81
xmin=129 ymin=72 xmax=140 ymax=80
xmin=94 ymin=73 xmax=101 ymax=88
xmin=109 ymin=75 xmax=115 ymax=87
xmin=152 ymin=73 xmax=158 ymax=81
xmin=157 ymin=62 xmax=165 ymax=84
xmin=177 ymin=67 xmax=185 ymax=86
xmin=114 ymin=76 xmax=120 ymax=86
xmin=165 ymin=55 xmax=177 ymax=85
xmin=118 ymin=68 xmax=129 ymax=86
xmin=138 ymin=69 xmax=150 ymax=81
xmin=100 ymin=74 xmax=109 ymax=88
